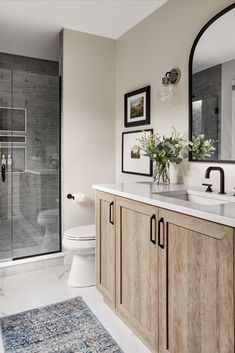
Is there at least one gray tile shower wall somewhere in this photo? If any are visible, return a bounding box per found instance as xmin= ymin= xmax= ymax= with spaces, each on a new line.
xmin=0 ymin=52 xmax=58 ymax=76
xmin=12 ymin=70 xmax=59 ymax=170
xmin=19 ymin=172 xmax=59 ymax=232
xmin=192 ymin=64 xmax=221 ymax=159
xmin=0 ymin=52 xmax=60 ymax=260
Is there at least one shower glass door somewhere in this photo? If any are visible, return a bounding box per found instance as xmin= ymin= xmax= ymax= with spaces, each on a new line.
xmin=0 ymin=68 xmax=13 ymax=261
xmin=12 ymin=69 xmax=60 ymax=259
xmin=0 ymin=55 xmax=61 ymax=262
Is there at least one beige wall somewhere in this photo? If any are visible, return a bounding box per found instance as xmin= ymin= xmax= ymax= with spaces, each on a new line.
xmin=63 ymin=29 xmax=115 ymax=231
xmin=116 ymin=0 xmax=235 ymax=191
xmin=62 ymin=1 xmax=235 ymax=233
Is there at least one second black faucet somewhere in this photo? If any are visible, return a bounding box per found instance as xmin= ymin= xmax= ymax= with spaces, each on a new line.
xmin=204 ymin=166 xmax=226 ymax=194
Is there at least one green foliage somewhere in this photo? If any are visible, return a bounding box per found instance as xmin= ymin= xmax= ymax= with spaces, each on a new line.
xmin=138 ymin=128 xmax=216 ymax=164
xmin=138 ymin=127 xmax=189 ymax=165
xmin=189 ymin=134 xmax=216 ymax=160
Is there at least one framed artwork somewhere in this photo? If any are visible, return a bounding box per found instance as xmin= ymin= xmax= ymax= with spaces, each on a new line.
xmin=122 ymin=129 xmax=153 ymax=176
xmin=124 ymin=86 xmax=150 ymax=127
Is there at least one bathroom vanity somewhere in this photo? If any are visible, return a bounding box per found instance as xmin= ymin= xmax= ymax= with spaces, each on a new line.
xmin=94 ymin=182 xmax=235 ymax=353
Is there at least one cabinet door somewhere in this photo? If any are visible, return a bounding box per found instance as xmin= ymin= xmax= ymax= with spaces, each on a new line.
xmin=158 ymin=209 xmax=234 ymax=353
xmin=116 ymin=197 xmax=159 ymax=350
xmin=96 ymin=191 xmax=116 ymax=307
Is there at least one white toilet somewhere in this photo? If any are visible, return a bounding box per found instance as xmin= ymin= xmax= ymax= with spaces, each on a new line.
xmin=37 ymin=209 xmax=59 ymax=251
xmin=63 ymin=224 xmax=96 ymax=287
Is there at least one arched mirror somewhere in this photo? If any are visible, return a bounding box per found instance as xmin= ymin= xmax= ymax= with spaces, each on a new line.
xmin=189 ymin=3 xmax=235 ymax=162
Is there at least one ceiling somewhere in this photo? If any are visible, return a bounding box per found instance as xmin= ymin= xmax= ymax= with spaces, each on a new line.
xmin=0 ymin=0 xmax=167 ymax=61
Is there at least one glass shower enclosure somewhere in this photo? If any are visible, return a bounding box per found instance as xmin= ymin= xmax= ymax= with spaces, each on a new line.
xmin=0 ymin=54 xmax=61 ymax=261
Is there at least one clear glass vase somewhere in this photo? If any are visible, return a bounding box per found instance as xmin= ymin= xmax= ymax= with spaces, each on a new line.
xmin=153 ymin=160 xmax=170 ymax=184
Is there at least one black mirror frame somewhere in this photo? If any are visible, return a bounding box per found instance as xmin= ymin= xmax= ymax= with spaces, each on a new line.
xmin=188 ymin=3 xmax=235 ymax=163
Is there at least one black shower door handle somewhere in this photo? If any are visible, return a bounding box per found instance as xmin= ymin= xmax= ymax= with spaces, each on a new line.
xmin=1 ymin=163 xmax=5 ymax=182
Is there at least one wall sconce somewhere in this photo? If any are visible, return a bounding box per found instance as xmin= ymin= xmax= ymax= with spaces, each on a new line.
xmin=157 ymin=68 xmax=181 ymax=102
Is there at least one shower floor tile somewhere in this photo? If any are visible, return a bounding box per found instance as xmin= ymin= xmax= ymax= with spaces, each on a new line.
xmin=0 ymin=214 xmax=59 ymax=260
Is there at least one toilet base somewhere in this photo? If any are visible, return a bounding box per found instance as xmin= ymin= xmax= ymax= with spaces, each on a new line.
xmin=68 ymin=253 xmax=95 ymax=287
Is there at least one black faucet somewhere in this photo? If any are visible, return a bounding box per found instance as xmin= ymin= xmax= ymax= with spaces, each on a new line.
xmin=205 ymin=166 xmax=226 ymax=194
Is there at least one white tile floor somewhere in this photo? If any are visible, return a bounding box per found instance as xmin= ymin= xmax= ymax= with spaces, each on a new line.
xmin=0 ymin=265 xmax=151 ymax=353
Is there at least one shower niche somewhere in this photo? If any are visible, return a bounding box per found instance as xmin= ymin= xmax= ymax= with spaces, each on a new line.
xmin=0 ymin=54 xmax=61 ymax=261
xmin=0 ymin=107 xmax=27 ymax=173
xmin=0 ymin=107 xmax=26 ymax=132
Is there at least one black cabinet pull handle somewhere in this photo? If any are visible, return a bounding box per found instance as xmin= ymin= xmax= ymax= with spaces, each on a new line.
xmin=150 ymin=214 xmax=156 ymax=244
xmin=109 ymin=201 xmax=114 ymax=225
xmin=1 ymin=163 xmax=5 ymax=182
xmin=158 ymin=217 xmax=164 ymax=249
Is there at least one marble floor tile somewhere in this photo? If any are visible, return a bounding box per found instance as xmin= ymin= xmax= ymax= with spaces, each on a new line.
xmin=0 ymin=265 xmax=151 ymax=353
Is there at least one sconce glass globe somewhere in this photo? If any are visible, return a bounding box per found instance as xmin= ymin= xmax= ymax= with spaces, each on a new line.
xmin=157 ymin=84 xmax=175 ymax=102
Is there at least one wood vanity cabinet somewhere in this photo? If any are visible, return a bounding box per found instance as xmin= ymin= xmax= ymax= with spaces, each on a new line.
xmin=115 ymin=196 xmax=159 ymax=350
xmin=95 ymin=191 xmax=235 ymax=353
xmin=158 ymin=209 xmax=234 ymax=353
xmin=96 ymin=191 xmax=116 ymax=308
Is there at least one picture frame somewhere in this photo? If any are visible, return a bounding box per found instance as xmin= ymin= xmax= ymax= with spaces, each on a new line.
xmin=124 ymin=86 xmax=150 ymax=127
xmin=122 ymin=129 xmax=153 ymax=176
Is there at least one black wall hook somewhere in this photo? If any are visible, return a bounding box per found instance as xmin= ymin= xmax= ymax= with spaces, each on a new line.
xmin=67 ymin=194 xmax=75 ymax=200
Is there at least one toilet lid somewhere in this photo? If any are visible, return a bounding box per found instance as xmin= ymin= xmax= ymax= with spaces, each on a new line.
xmin=64 ymin=224 xmax=95 ymax=240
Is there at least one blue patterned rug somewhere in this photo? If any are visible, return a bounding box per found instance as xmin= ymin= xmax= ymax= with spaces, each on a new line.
xmin=0 ymin=297 xmax=123 ymax=353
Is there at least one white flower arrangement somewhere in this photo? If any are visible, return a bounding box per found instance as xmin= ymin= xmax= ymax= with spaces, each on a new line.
xmin=138 ymin=127 xmax=189 ymax=165
xmin=138 ymin=128 xmax=216 ymax=184
xmin=189 ymin=134 xmax=216 ymax=160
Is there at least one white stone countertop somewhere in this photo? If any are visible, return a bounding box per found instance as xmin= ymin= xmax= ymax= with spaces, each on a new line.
xmin=93 ymin=182 xmax=235 ymax=228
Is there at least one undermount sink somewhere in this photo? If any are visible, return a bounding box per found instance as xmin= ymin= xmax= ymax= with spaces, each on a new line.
xmin=153 ymin=189 xmax=235 ymax=206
